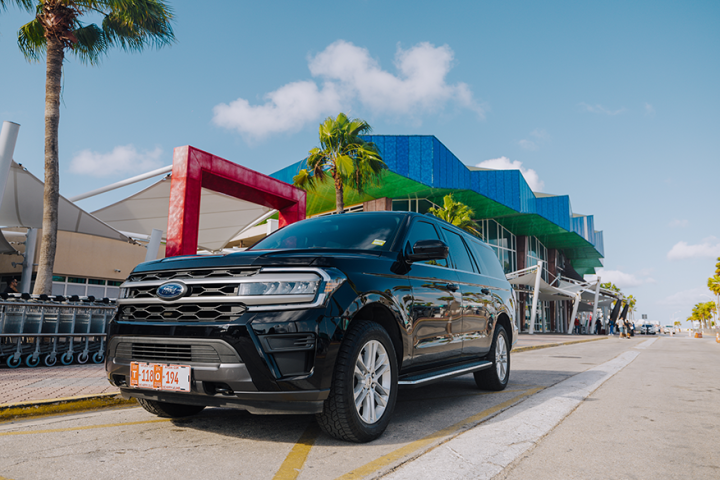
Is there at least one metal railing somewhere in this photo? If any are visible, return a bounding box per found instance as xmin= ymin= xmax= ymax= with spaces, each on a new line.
xmin=0 ymin=293 xmax=116 ymax=368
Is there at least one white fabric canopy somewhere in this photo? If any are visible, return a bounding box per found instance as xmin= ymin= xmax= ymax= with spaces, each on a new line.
xmin=92 ymin=176 xmax=274 ymax=252
xmin=0 ymin=231 xmax=16 ymax=254
xmin=0 ymin=162 xmax=129 ymax=242
xmin=507 ymin=270 xmax=577 ymax=301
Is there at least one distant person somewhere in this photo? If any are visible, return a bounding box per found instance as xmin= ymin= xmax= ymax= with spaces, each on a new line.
xmin=3 ymin=278 xmax=18 ymax=294
xmin=595 ymin=318 xmax=602 ymax=334
xmin=618 ymin=319 xmax=626 ymax=338
xmin=573 ymin=317 xmax=581 ymax=334
xmin=608 ymin=320 xmax=615 ymax=335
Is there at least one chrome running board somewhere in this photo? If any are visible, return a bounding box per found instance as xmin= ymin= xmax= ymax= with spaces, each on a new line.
xmin=398 ymin=360 xmax=493 ymax=388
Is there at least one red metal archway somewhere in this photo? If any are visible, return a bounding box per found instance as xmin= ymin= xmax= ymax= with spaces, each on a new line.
xmin=166 ymin=146 xmax=306 ymax=257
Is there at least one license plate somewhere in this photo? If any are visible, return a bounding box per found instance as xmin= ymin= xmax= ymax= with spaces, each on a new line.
xmin=130 ymin=362 xmax=191 ymax=392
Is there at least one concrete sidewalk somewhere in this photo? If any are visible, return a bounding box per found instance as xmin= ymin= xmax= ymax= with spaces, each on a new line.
xmin=0 ymin=333 xmax=606 ymax=414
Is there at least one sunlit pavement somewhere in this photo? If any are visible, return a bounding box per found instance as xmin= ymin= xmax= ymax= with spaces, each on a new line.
xmin=0 ymin=337 xmax=656 ymax=480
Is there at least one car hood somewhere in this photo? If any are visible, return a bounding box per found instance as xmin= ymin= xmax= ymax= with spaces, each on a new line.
xmin=132 ymin=249 xmax=387 ymax=273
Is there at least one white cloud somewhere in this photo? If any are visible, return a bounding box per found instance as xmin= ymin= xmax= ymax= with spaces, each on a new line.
xmin=70 ymin=145 xmax=164 ymax=177
xmin=212 ymin=40 xmax=482 ymax=139
xmin=645 ymin=103 xmax=655 ymax=115
xmin=518 ymin=139 xmax=538 ymax=150
xmin=668 ymin=219 xmax=689 ymax=228
xmin=658 ymin=288 xmax=712 ymax=309
xmin=578 ymin=102 xmax=626 ymax=116
xmin=667 ymin=237 xmax=720 ymax=260
xmin=475 ymin=157 xmax=545 ymax=192
xmin=212 ymin=81 xmax=343 ymax=139
xmin=587 ymin=268 xmax=656 ymax=288
xmin=518 ymin=129 xmax=548 ymax=151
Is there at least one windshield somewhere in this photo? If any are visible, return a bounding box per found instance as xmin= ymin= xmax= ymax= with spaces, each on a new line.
xmin=250 ymin=213 xmax=403 ymax=252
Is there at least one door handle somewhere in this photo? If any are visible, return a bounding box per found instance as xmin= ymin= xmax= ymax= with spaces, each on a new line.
xmin=446 ymin=283 xmax=459 ymax=292
xmin=481 ymin=288 xmax=491 ymax=295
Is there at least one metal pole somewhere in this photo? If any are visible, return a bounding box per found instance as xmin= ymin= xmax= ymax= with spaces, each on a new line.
xmin=592 ymin=277 xmax=601 ymax=334
xmin=529 ymin=260 xmax=543 ymax=335
xmin=68 ymin=164 xmax=172 ymax=202
xmin=568 ymin=292 xmax=581 ymax=335
xmin=144 ymin=228 xmax=163 ymax=262
xmin=0 ymin=121 xmax=20 ymax=208
xmin=20 ymin=228 xmax=38 ymax=293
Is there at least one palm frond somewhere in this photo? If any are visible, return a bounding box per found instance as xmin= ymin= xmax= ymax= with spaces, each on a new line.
xmin=17 ymin=18 xmax=46 ymax=62
xmin=0 ymin=0 xmax=34 ymax=12
xmin=73 ymin=24 xmax=108 ymax=64
xmin=101 ymin=0 xmax=175 ymax=53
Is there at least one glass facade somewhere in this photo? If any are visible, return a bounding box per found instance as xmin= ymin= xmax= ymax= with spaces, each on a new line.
xmin=526 ymin=236 xmax=549 ymax=282
xmin=52 ymin=276 xmax=122 ymax=299
xmin=475 ymin=219 xmax=517 ymax=274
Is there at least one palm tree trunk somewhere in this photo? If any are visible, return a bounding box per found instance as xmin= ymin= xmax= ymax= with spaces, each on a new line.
xmin=334 ymin=174 xmax=344 ymax=214
xmin=33 ymin=38 xmax=63 ymax=295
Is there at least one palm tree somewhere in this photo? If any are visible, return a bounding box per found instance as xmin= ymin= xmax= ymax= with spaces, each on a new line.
xmin=293 ymin=113 xmax=385 ymax=214
xmin=625 ymin=295 xmax=637 ymax=321
xmin=3 ymin=0 xmax=174 ymax=294
xmin=428 ymin=194 xmax=482 ymax=237
xmin=708 ymin=275 xmax=720 ymax=326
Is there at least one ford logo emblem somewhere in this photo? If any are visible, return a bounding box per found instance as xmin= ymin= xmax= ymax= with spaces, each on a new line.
xmin=156 ymin=281 xmax=188 ymax=301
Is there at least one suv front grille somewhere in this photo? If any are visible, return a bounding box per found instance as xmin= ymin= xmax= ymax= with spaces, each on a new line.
xmin=116 ymin=342 xmax=221 ymax=363
xmin=119 ymin=303 xmax=246 ymax=322
xmin=128 ymin=268 xmax=260 ymax=283
xmin=126 ymin=284 xmax=240 ymax=300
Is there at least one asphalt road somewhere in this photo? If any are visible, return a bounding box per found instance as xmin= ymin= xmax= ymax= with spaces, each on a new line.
xmin=1 ymin=335 xmax=711 ymax=480
xmin=495 ymin=334 xmax=720 ymax=480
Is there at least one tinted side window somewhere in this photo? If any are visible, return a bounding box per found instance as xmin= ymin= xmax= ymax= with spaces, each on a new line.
xmin=468 ymin=239 xmax=506 ymax=279
xmin=442 ymin=228 xmax=476 ymax=273
xmin=405 ymin=220 xmax=447 ymax=267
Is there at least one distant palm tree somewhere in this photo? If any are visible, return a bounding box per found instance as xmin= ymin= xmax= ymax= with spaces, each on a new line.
xmin=428 ymin=194 xmax=482 ymax=237
xmin=293 ymin=113 xmax=385 ymax=214
xmin=3 ymin=0 xmax=175 ymax=294
xmin=708 ymin=275 xmax=720 ymax=325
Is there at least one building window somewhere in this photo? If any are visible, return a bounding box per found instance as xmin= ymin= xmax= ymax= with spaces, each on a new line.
xmin=526 ymin=236 xmax=548 ymax=282
xmin=51 ymin=276 xmax=122 ymax=299
xmin=476 ymin=219 xmax=517 ymax=274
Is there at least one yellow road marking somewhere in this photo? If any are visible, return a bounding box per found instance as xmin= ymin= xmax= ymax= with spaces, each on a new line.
xmin=400 ymin=386 xmax=537 ymax=403
xmin=0 ymin=418 xmax=170 ymax=437
xmin=0 ymin=475 xmax=14 ymax=480
xmin=272 ymin=422 xmax=321 ymax=480
xmin=336 ymin=387 xmax=543 ymax=480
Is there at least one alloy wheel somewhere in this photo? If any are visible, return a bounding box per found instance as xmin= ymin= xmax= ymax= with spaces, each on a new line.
xmin=353 ymin=339 xmax=392 ymax=424
xmin=495 ymin=334 xmax=508 ymax=381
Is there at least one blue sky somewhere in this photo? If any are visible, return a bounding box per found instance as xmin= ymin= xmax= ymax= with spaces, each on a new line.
xmin=1 ymin=0 xmax=718 ymax=325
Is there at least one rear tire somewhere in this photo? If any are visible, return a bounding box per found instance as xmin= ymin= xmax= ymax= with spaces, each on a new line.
xmin=316 ymin=320 xmax=398 ymax=443
xmin=137 ymin=398 xmax=206 ymax=418
xmin=474 ymin=324 xmax=510 ymax=391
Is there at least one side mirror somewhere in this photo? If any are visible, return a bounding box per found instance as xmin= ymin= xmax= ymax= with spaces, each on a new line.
xmin=406 ymin=240 xmax=449 ymax=263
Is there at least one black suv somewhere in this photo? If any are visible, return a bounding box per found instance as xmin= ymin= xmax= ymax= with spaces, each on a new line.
xmin=106 ymin=212 xmax=516 ymax=442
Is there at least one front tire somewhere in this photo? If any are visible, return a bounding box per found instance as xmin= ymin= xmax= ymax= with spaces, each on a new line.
xmin=474 ymin=324 xmax=510 ymax=391
xmin=316 ymin=320 xmax=398 ymax=443
xmin=137 ymin=398 xmax=206 ymax=418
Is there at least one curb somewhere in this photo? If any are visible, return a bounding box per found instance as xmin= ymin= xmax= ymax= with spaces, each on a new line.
xmin=513 ymin=336 xmax=608 ymax=353
xmin=0 ymin=393 xmax=136 ymax=422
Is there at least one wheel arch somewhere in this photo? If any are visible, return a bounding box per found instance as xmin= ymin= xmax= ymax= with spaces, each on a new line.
xmin=346 ymin=299 xmax=405 ymax=369
xmin=496 ymin=312 xmax=513 ymax=346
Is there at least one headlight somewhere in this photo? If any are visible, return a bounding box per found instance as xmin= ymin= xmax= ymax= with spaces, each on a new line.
xmin=237 ymin=280 xmax=319 ymax=296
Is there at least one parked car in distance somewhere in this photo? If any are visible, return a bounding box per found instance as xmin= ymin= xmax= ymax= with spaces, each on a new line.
xmin=640 ymin=324 xmax=656 ymax=335
xmin=106 ymin=211 xmax=517 ymax=442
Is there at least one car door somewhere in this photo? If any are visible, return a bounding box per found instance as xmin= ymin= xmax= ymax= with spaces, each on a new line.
xmin=405 ymin=219 xmax=463 ymax=365
xmin=441 ymin=227 xmax=493 ymax=356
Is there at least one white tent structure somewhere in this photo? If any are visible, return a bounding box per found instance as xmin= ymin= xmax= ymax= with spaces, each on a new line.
xmin=0 ymin=161 xmax=130 ymax=243
xmin=91 ymin=176 xmax=277 ymax=253
xmin=506 ymin=262 xmax=619 ymax=335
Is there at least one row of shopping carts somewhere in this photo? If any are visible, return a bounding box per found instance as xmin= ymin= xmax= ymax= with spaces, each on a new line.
xmin=0 ymin=293 xmax=116 ymax=368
